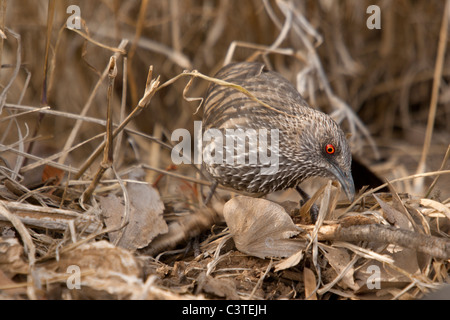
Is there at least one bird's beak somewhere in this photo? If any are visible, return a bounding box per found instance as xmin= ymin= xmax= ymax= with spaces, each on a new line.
xmin=329 ymin=164 xmax=355 ymax=202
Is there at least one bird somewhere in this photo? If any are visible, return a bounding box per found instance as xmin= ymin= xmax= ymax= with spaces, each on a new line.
xmin=202 ymin=61 xmax=355 ymax=222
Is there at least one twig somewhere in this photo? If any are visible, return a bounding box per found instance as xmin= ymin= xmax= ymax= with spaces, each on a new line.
xmin=113 ymin=57 xmax=128 ymax=162
xmin=0 ymin=200 xmax=102 ymax=233
xmin=40 ymin=0 xmax=55 ymax=106
xmin=318 ymin=222 xmax=450 ymax=259
xmin=68 ymin=28 xmax=127 ymax=54
xmin=81 ymin=57 xmax=117 ymax=203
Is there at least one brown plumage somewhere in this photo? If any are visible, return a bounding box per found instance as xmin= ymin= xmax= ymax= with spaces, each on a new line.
xmin=202 ymin=62 xmax=355 ymax=221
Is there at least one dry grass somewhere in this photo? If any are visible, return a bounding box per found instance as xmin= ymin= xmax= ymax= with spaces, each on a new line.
xmin=0 ymin=0 xmax=449 ymax=300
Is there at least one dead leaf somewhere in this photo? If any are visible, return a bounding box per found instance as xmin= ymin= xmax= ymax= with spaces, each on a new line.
xmin=223 ymin=196 xmax=305 ymax=259
xmin=303 ymin=267 xmax=317 ymax=300
xmin=42 ymin=165 xmax=64 ymax=185
xmin=420 ymin=198 xmax=450 ymax=220
xmin=99 ymin=193 xmax=123 ymax=230
xmin=100 ymin=181 xmax=168 ymax=251
xmin=274 ymin=250 xmax=304 ymax=272
xmin=374 ymin=194 xmax=412 ymax=230
xmin=322 ymin=245 xmax=357 ymax=290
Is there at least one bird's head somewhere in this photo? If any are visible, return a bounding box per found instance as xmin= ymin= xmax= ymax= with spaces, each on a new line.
xmin=281 ymin=111 xmax=355 ymax=201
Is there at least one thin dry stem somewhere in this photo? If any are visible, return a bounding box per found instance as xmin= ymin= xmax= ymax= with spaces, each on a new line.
xmin=82 ymin=57 xmax=117 ymax=203
xmin=414 ymin=0 xmax=450 ymax=191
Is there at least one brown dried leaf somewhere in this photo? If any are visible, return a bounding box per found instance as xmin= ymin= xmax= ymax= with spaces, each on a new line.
xmin=420 ymin=198 xmax=450 ymax=220
xmin=322 ymin=245 xmax=357 ymax=290
xmin=274 ymin=250 xmax=303 ymax=272
xmin=303 ymin=267 xmax=317 ymax=300
xmin=42 ymin=165 xmax=64 ymax=185
xmin=374 ymin=194 xmax=412 ymax=230
xmin=223 ymin=196 xmax=305 ymax=259
xmin=100 ymin=182 xmax=168 ymax=250
xmin=99 ymin=194 xmax=123 ymax=230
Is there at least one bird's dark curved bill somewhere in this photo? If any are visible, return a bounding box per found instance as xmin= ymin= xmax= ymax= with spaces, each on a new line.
xmin=330 ymin=164 xmax=355 ymax=202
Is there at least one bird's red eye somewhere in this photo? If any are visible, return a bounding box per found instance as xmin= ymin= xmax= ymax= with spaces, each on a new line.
xmin=325 ymin=144 xmax=335 ymax=154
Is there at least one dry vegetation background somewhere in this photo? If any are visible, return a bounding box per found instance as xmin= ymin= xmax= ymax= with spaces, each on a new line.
xmin=0 ymin=0 xmax=449 ymax=300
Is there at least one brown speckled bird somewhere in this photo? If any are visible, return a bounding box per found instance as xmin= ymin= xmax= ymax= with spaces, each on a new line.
xmin=202 ymin=62 xmax=355 ymax=221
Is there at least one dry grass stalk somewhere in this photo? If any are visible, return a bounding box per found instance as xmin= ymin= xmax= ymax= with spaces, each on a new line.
xmin=414 ymin=0 xmax=450 ymax=191
xmin=41 ymin=0 xmax=55 ymax=105
xmin=81 ymin=56 xmax=117 ymax=203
